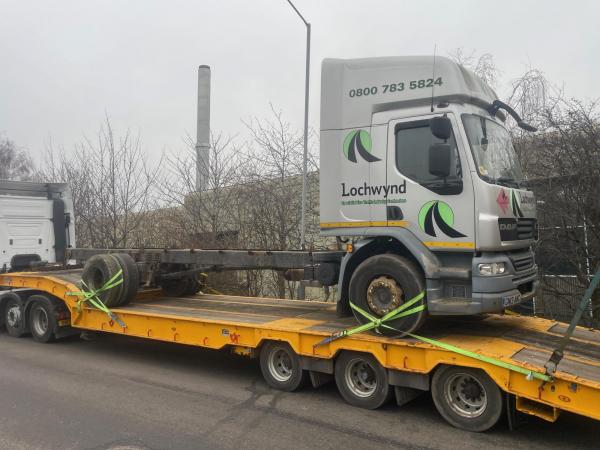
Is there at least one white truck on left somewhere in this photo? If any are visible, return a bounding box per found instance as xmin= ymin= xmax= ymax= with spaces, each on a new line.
xmin=0 ymin=180 xmax=75 ymax=272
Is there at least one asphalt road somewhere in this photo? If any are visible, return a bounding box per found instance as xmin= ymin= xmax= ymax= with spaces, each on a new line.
xmin=0 ymin=331 xmax=597 ymax=450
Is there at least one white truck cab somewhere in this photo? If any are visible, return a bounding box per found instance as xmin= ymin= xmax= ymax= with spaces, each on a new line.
xmin=320 ymin=56 xmax=538 ymax=332
xmin=0 ymin=181 xmax=75 ymax=272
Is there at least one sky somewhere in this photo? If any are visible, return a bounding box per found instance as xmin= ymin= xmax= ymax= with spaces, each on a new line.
xmin=1 ymin=0 xmax=599 ymax=163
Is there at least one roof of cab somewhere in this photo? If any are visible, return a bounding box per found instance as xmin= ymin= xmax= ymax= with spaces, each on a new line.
xmin=320 ymin=55 xmax=498 ymax=130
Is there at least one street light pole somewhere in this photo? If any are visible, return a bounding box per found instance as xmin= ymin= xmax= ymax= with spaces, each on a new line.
xmin=286 ymin=0 xmax=310 ymax=252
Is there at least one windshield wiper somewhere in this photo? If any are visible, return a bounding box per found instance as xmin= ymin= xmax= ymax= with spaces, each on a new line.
xmin=496 ymin=176 xmax=520 ymax=188
xmin=488 ymin=100 xmax=537 ymax=132
xmin=479 ymin=175 xmax=518 ymax=188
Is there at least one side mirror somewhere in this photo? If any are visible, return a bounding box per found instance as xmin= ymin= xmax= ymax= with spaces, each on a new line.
xmin=430 ymin=116 xmax=452 ymax=140
xmin=429 ymin=143 xmax=452 ymax=178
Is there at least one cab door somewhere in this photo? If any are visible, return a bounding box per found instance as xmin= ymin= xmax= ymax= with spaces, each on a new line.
xmin=384 ymin=113 xmax=476 ymax=250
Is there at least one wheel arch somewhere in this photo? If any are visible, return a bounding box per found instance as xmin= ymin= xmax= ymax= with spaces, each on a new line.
xmin=337 ymin=236 xmax=431 ymax=316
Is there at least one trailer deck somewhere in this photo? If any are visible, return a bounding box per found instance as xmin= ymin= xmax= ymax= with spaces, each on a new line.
xmin=1 ymin=269 xmax=599 ymax=428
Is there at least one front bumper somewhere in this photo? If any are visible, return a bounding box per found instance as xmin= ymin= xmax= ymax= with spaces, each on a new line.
xmin=428 ymin=279 xmax=539 ymax=315
xmin=428 ymin=249 xmax=539 ymax=315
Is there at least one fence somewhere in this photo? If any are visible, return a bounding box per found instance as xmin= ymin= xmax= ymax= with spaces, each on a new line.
xmin=530 ymin=275 xmax=595 ymax=328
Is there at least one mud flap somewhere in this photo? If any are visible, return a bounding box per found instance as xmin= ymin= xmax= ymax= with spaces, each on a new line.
xmin=309 ymin=371 xmax=333 ymax=388
xmin=394 ymin=386 xmax=423 ymax=407
xmin=506 ymin=393 xmax=528 ymax=431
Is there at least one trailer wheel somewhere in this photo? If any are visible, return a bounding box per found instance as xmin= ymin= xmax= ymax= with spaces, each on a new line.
xmin=259 ymin=341 xmax=307 ymax=392
xmin=349 ymin=254 xmax=426 ymax=335
xmin=3 ymin=295 xmax=27 ymax=338
xmin=431 ymin=365 xmax=503 ymax=432
xmin=81 ymin=254 xmax=124 ymax=307
xmin=112 ymin=253 xmax=139 ymax=305
xmin=335 ymin=351 xmax=392 ymax=409
xmin=28 ymin=295 xmax=57 ymax=343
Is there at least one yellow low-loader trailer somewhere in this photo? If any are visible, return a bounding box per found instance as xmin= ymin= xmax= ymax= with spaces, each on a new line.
xmin=1 ymin=269 xmax=599 ymax=433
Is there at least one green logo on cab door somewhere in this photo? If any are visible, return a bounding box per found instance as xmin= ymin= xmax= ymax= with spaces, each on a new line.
xmin=418 ymin=201 xmax=466 ymax=238
xmin=343 ymin=130 xmax=380 ymax=163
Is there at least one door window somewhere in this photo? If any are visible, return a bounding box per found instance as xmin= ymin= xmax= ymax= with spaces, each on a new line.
xmin=395 ymin=121 xmax=462 ymax=195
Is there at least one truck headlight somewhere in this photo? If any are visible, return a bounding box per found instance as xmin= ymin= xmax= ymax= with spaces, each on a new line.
xmin=478 ymin=262 xmax=506 ymax=276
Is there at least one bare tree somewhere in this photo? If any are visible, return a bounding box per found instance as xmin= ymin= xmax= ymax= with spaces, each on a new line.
xmin=156 ymin=132 xmax=242 ymax=248
xmin=0 ymin=136 xmax=34 ymax=180
xmin=518 ymin=96 xmax=600 ymax=326
xmin=507 ymin=68 xmax=551 ymax=127
xmin=237 ymin=105 xmax=319 ymax=298
xmin=154 ymin=131 xmax=253 ymax=294
xmin=448 ymin=48 xmax=500 ymax=89
xmin=505 ymin=69 xmax=555 ymax=175
xmin=39 ymin=116 xmax=160 ymax=248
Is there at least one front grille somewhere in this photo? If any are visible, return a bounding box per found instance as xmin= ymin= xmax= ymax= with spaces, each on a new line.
xmin=510 ymin=251 xmax=534 ymax=272
xmin=516 ymin=218 xmax=536 ymax=240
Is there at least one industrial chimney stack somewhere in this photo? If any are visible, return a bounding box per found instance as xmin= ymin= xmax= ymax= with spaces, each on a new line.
xmin=195 ymin=65 xmax=211 ymax=191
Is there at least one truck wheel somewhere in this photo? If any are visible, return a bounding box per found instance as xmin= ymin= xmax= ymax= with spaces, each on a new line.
xmin=4 ymin=295 xmax=27 ymax=338
xmin=335 ymin=351 xmax=392 ymax=409
xmin=81 ymin=254 xmax=123 ymax=307
xmin=349 ymin=254 xmax=426 ymax=335
xmin=431 ymin=365 xmax=503 ymax=432
xmin=112 ymin=253 xmax=139 ymax=306
xmin=259 ymin=341 xmax=307 ymax=392
xmin=28 ymin=295 xmax=57 ymax=343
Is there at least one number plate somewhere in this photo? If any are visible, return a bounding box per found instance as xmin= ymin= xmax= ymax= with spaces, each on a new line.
xmin=502 ymin=293 xmax=522 ymax=307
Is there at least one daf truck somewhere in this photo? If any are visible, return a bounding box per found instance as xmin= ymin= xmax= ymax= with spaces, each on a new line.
xmin=317 ymin=55 xmax=538 ymax=332
xmin=69 ymin=55 xmax=539 ymax=334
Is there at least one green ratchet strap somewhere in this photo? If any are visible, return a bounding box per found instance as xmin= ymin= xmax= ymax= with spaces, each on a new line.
xmin=404 ymin=332 xmax=551 ymax=382
xmin=313 ymin=292 xmax=425 ymax=347
xmin=314 ymin=291 xmax=551 ymax=382
xmin=66 ymin=269 xmax=127 ymax=329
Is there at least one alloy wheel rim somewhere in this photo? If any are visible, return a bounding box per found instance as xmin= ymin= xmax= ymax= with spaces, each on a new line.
xmin=345 ymin=358 xmax=377 ymax=398
xmin=444 ymin=373 xmax=488 ymax=418
xmin=268 ymin=348 xmax=294 ymax=382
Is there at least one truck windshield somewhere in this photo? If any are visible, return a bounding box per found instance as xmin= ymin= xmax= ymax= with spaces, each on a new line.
xmin=462 ymin=114 xmax=524 ymax=187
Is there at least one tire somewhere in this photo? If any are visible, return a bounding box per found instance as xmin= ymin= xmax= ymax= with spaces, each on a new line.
xmin=28 ymin=295 xmax=57 ymax=343
xmin=349 ymin=254 xmax=426 ymax=335
xmin=335 ymin=351 xmax=392 ymax=409
xmin=431 ymin=365 xmax=503 ymax=432
xmin=112 ymin=253 xmax=139 ymax=306
xmin=81 ymin=254 xmax=124 ymax=307
xmin=259 ymin=341 xmax=308 ymax=392
xmin=3 ymin=295 xmax=27 ymax=338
